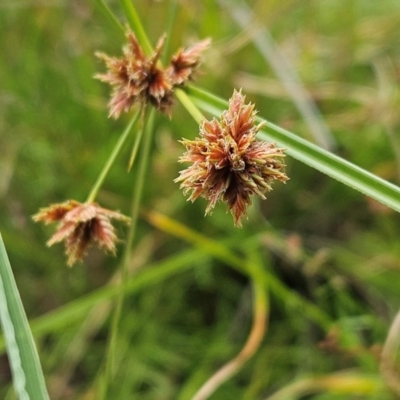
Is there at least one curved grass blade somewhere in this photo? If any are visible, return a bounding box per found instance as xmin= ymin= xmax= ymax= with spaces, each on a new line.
xmin=222 ymin=0 xmax=336 ymax=150
xmin=0 ymin=248 xmax=207 ymax=354
xmin=264 ymin=371 xmax=381 ymax=400
xmin=187 ymin=85 xmax=400 ymax=213
xmin=0 ymin=233 xmax=49 ymax=400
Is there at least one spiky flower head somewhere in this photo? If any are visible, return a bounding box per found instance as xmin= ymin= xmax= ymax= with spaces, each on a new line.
xmin=168 ymin=38 xmax=211 ymax=86
xmin=33 ymin=200 xmax=130 ymax=266
xmin=175 ymin=90 xmax=288 ymax=227
xmin=95 ymin=32 xmax=210 ymax=118
xmin=95 ymin=33 xmax=171 ymax=118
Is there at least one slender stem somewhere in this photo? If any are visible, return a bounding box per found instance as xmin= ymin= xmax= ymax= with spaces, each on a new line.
xmin=162 ymin=0 xmax=179 ymax=64
xmin=175 ymin=88 xmax=205 ymax=124
xmin=380 ymin=308 xmax=400 ymax=395
xmin=86 ymin=112 xmax=140 ymax=203
xmin=127 ymin=118 xmax=145 ymax=171
xmin=118 ymin=0 xmax=153 ymax=55
xmin=123 ymin=109 xmax=154 ymax=268
xmin=102 ymin=108 xmax=155 ymax=397
xmin=192 ymin=279 xmax=268 ymax=400
xmin=93 ymin=0 xmax=125 ymax=33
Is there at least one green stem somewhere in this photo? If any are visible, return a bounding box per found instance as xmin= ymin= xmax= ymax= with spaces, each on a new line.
xmin=127 ymin=118 xmax=145 ymax=171
xmin=123 ymin=108 xmax=155 ymax=276
xmin=162 ymin=0 xmax=179 ymax=64
xmin=102 ymin=108 xmax=155 ymax=397
xmin=175 ymin=88 xmax=205 ymax=124
xmin=118 ymin=0 xmax=153 ymax=55
xmin=86 ymin=112 xmax=140 ymax=203
xmin=93 ymin=0 xmax=124 ymax=33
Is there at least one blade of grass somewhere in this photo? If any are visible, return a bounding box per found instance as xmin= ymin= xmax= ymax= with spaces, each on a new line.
xmin=187 ymin=85 xmax=400 ymax=214
xmin=0 ymin=233 xmax=49 ymax=400
xmin=0 ymin=248 xmax=207 ymax=355
xmin=380 ymin=308 xmax=400 ymax=395
xmin=145 ymin=210 xmax=332 ymax=330
xmin=93 ymin=0 xmax=125 ymax=34
xmin=192 ymin=249 xmax=269 ymax=400
xmin=118 ymin=0 xmax=153 ymax=54
xmin=162 ymin=0 xmax=179 ymax=64
xmin=222 ymin=0 xmax=336 ymax=150
xmin=264 ymin=371 xmax=381 ymax=399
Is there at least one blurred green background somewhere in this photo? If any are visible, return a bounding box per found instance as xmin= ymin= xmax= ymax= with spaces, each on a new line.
xmin=2 ymin=0 xmax=400 ymax=398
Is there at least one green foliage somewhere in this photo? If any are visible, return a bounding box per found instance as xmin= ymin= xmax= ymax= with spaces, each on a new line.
xmin=2 ymin=0 xmax=400 ymax=399
xmin=0 ymin=234 xmax=49 ymax=399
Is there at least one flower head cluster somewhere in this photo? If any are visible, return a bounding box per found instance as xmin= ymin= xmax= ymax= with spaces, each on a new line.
xmin=95 ymin=32 xmax=210 ymax=118
xmin=33 ymin=200 xmax=130 ymax=266
xmin=175 ymin=90 xmax=288 ymax=227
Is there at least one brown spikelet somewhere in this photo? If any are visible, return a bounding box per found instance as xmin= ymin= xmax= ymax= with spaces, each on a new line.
xmin=168 ymin=38 xmax=211 ymax=85
xmin=175 ymin=90 xmax=289 ymax=227
xmin=95 ymin=31 xmax=210 ymax=118
xmin=33 ymin=200 xmax=130 ymax=266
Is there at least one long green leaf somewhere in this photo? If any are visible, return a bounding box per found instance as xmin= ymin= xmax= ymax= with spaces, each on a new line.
xmin=0 ymin=233 xmax=49 ymax=400
xmin=0 ymin=248 xmax=207 ymax=354
xmin=187 ymin=85 xmax=400 ymax=213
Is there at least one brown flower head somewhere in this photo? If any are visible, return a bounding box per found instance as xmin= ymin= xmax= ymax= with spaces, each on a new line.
xmin=95 ymin=32 xmax=210 ymax=118
xmin=95 ymin=33 xmax=172 ymax=118
xmin=175 ymin=90 xmax=288 ymax=227
xmin=168 ymin=38 xmax=211 ymax=86
xmin=33 ymin=200 xmax=130 ymax=266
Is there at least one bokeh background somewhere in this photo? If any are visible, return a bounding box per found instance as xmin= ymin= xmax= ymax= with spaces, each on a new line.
xmin=2 ymin=0 xmax=400 ymax=398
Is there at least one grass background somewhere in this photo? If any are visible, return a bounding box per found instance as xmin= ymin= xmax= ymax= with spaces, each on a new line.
xmin=2 ymin=0 xmax=400 ymax=398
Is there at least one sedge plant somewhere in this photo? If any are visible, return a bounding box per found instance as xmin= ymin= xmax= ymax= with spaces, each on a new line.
xmin=3 ymin=1 xmax=400 ymax=399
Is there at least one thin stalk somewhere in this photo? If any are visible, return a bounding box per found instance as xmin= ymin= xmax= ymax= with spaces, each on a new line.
xmin=192 ymin=279 xmax=268 ymax=400
xmin=102 ymin=108 xmax=155 ymax=398
xmin=127 ymin=119 xmax=145 ymax=171
xmin=162 ymin=0 xmax=179 ymax=64
xmin=175 ymin=88 xmax=205 ymax=124
xmin=86 ymin=112 xmax=140 ymax=203
xmin=380 ymin=309 xmax=400 ymax=395
xmin=93 ymin=0 xmax=124 ymax=33
xmin=118 ymin=0 xmax=153 ymax=55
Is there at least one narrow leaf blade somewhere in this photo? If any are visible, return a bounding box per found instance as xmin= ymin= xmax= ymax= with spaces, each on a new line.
xmin=0 ymin=233 xmax=49 ymax=400
xmin=187 ymin=85 xmax=400 ymax=213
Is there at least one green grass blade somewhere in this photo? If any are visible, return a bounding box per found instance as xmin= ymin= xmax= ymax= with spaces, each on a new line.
xmin=223 ymin=0 xmax=337 ymax=151
xmin=146 ymin=211 xmax=332 ymax=330
xmin=0 ymin=248 xmax=207 ymax=354
xmin=93 ymin=0 xmax=124 ymax=33
xmin=0 ymin=233 xmax=49 ymax=400
xmin=187 ymin=85 xmax=400 ymax=213
xmin=118 ymin=0 xmax=153 ymax=54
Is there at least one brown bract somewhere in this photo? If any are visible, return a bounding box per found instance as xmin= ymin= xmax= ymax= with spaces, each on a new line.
xmin=95 ymin=32 xmax=210 ymax=118
xmin=33 ymin=200 xmax=130 ymax=266
xmin=95 ymin=34 xmax=172 ymax=118
xmin=175 ymin=90 xmax=289 ymax=227
xmin=168 ymin=39 xmax=211 ymax=86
